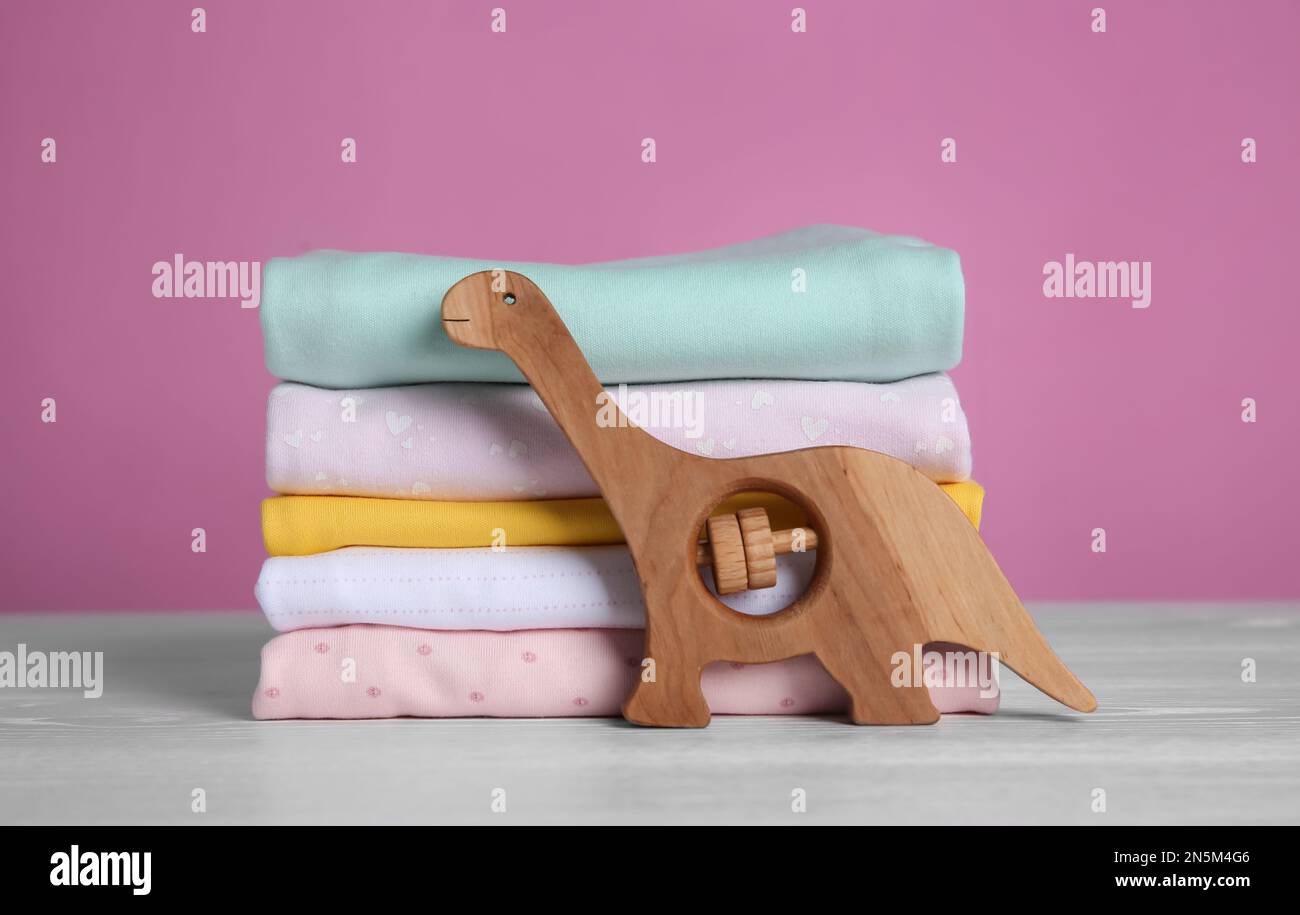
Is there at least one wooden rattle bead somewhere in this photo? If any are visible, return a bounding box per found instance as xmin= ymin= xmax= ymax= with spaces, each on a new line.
xmin=736 ymin=507 xmax=777 ymax=590
xmin=706 ymin=513 xmax=749 ymax=595
xmin=695 ymin=513 xmax=821 ymax=592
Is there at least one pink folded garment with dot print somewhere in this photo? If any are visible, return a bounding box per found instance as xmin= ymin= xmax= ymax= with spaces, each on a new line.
xmin=253 ymin=626 xmax=1000 ymax=720
xmin=266 ymin=375 xmax=971 ymax=501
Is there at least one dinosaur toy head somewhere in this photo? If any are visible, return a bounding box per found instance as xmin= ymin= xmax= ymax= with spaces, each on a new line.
xmin=440 ymin=269 xmax=550 ymax=352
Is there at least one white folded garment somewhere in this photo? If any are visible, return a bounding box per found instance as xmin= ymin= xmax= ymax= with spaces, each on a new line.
xmin=266 ymin=375 xmax=972 ymax=501
xmin=256 ymin=545 xmax=817 ymax=632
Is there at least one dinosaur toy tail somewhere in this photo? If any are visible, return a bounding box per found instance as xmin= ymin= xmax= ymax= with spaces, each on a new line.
xmin=840 ymin=450 xmax=1097 ymax=713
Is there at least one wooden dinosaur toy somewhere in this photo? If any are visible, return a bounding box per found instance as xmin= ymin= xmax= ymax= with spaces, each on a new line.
xmin=440 ymin=270 xmax=1097 ymax=727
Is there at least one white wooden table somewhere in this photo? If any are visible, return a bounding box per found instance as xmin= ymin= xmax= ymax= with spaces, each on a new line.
xmin=1 ymin=605 xmax=1296 ymax=824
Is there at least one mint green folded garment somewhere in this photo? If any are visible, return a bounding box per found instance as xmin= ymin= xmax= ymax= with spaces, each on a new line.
xmin=261 ymin=225 xmax=964 ymax=387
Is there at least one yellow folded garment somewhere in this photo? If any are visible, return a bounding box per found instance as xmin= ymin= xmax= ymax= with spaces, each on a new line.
xmin=262 ymin=482 xmax=984 ymax=557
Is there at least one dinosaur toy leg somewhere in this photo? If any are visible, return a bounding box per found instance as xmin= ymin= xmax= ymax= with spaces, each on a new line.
xmin=813 ymin=633 xmax=942 ymax=725
xmin=799 ymin=522 xmax=947 ymax=724
xmin=622 ymin=622 xmax=712 ymax=728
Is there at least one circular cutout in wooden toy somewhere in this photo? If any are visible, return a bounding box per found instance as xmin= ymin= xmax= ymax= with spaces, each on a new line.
xmin=706 ymin=513 xmax=748 ymax=595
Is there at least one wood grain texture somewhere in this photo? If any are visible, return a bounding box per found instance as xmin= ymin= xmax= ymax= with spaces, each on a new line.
xmin=705 ymin=513 xmax=748 ymax=595
xmin=736 ymin=507 xmax=778 ymax=590
xmin=441 ymin=270 xmax=1097 ymax=726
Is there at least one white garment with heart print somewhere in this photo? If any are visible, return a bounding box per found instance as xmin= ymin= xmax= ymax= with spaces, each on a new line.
xmin=266 ymin=375 xmax=972 ymax=501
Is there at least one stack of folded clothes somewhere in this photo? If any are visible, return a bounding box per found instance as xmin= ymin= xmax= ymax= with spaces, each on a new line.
xmin=252 ymin=225 xmax=998 ymax=719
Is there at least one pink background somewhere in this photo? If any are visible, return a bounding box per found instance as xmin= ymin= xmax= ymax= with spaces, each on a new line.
xmin=1 ymin=0 xmax=1296 ymax=611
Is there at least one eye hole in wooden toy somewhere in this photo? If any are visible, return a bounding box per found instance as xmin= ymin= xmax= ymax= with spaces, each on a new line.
xmin=503 ymin=292 xmax=517 ymax=305
xmin=697 ymin=490 xmax=820 ymax=615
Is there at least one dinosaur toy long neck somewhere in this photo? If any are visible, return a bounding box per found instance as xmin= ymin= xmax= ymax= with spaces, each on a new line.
xmin=499 ymin=303 xmax=670 ymax=503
